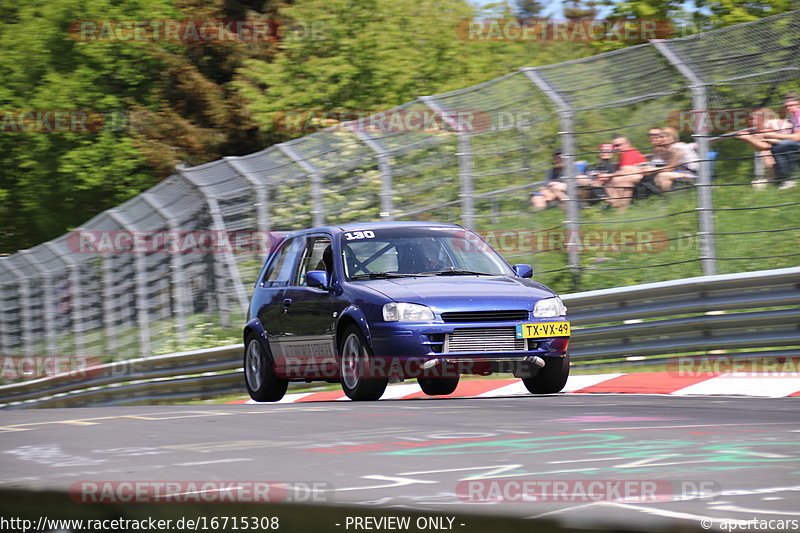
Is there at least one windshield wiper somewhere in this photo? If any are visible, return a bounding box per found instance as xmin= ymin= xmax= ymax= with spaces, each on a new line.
xmin=350 ymin=272 xmax=433 ymax=280
xmin=428 ymin=269 xmax=496 ymax=276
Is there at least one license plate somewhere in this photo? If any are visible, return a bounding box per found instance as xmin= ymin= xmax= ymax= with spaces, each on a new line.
xmin=516 ymin=322 xmax=570 ymax=339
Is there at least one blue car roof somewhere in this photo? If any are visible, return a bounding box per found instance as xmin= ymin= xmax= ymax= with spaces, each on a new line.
xmin=290 ymin=221 xmax=465 ymax=235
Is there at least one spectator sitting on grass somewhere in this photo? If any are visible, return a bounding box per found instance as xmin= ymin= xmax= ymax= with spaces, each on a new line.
xmin=531 ymin=150 xmax=566 ymax=211
xmin=576 ymin=143 xmax=617 ymax=205
xmin=606 ymin=134 xmax=648 ymax=208
xmin=654 ymin=127 xmax=700 ymax=191
xmin=734 ymin=107 xmax=791 ymax=189
xmin=762 ymin=92 xmax=800 ymax=189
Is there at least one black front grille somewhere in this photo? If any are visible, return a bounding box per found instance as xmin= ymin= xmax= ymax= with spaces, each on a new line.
xmin=441 ymin=310 xmax=529 ymax=323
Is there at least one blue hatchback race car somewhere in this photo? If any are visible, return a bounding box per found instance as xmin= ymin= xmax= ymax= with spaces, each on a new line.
xmin=243 ymin=222 xmax=570 ymax=401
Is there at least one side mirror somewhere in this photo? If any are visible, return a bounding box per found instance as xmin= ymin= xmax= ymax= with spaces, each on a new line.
xmin=513 ymin=264 xmax=533 ymax=279
xmin=306 ymin=270 xmax=330 ymax=289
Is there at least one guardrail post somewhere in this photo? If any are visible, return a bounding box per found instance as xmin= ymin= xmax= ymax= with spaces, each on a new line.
xmin=278 ymin=144 xmax=324 ymax=227
xmin=652 ymin=40 xmax=717 ymax=276
xmin=420 ymin=96 xmax=475 ymax=228
xmin=351 ymin=128 xmax=395 ymax=219
xmin=521 ymin=68 xmax=581 ymax=289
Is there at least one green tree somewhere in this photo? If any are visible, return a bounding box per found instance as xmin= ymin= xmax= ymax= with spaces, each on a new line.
xmin=236 ymin=0 xmax=595 ymax=138
xmin=0 ymin=0 xmax=282 ymax=253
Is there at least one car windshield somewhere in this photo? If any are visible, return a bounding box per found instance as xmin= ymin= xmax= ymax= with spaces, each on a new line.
xmin=340 ymin=227 xmax=514 ymax=280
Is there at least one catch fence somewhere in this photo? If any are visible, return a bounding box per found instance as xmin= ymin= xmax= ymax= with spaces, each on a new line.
xmin=1 ymin=11 xmax=799 ymax=361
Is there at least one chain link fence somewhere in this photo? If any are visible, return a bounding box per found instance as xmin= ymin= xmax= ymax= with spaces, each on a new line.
xmin=1 ymin=11 xmax=799 ymax=362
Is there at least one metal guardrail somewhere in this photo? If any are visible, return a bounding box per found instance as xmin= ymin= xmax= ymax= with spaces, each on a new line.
xmin=563 ymin=266 xmax=800 ymax=363
xmin=1 ymin=266 xmax=798 ymax=408
xmin=0 ymin=345 xmax=244 ymax=408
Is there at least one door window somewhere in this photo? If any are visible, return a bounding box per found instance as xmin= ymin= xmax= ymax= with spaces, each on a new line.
xmin=294 ymin=236 xmax=333 ymax=286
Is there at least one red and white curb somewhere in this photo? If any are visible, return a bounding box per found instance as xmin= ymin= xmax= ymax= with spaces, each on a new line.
xmin=228 ymin=372 xmax=800 ymax=404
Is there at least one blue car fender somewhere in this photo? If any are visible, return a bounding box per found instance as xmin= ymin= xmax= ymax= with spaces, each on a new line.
xmin=337 ymin=305 xmax=373 ymax=349
xmin=243 ymin=318 xmax=281 ymax=362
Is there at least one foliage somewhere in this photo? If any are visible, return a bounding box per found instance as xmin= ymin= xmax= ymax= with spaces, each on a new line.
xmin=0 ymin=0 xmax=279 ymax=254
xmin=235 ymin=0 xmax=595 ymax=139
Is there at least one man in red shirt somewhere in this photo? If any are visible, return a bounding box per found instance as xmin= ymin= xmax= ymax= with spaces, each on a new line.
xmin=607 ymin=134 xmax=648 ymax=208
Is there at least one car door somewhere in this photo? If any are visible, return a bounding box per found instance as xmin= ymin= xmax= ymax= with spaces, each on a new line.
xmin=252 ymin=236 xmax=305 ymax=369
xmin=279 ymin=234 xmax=336 ymax=377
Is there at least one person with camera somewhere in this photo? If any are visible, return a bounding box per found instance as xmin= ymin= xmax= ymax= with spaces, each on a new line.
xmin=653 ymin=127 xmax=701 ymax=191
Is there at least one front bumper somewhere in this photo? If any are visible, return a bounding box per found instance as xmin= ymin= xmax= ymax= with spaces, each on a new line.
xmin=369 ymin=320 xmax=569 ymax=378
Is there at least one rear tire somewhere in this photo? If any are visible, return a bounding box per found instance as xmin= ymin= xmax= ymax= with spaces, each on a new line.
xmin=339 ymin=326 xmax=388 ymax=401
xmin=418 ymin=376 xmax=460 ymax=396
xmin=244 ymin=333 xmax=289 ymax=402
xmin=522 ymin=354 xmax=569 ymax=394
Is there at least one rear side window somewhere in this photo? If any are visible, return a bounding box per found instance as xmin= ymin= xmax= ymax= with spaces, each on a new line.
xmin=261 ymin=238 xmax=304 ymax=287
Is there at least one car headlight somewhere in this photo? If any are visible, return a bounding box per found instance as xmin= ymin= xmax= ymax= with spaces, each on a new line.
xmin=383 ymin=302 xmax=435 ymax=322
xmin=533 ymin=297 xmax=567 ymax=317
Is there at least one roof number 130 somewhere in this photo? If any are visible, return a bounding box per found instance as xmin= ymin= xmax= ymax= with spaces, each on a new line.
xmin=344 ymin=231 xmax=375 ymax=240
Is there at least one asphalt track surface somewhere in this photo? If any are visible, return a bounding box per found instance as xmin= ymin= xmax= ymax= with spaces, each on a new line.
xmin=1 ymin=394 xmax=799 ymax=531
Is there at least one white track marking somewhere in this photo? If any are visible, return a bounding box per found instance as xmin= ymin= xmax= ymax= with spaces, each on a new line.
xmin=174 ymin=458 xmax=253 ymax=466
xmin=673 ymin=375 xmax=800 ymax=397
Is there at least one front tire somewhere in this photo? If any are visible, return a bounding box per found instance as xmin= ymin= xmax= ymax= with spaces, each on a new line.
xmin=244 ymin=333 xmax=289 ymax=402
xmin=418 ymin=376 xmax=460 ymax=396
xmin=339 ymin=326 xmax=388 ymax=401
xmin=522 ymin=354 xmax=569 ymax=394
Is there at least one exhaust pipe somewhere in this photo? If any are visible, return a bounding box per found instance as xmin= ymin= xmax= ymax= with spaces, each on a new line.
xmin=420 ymin=358 xmax=442 ymax=370
xmin=527 ymin=356 xmax=546 ymax=368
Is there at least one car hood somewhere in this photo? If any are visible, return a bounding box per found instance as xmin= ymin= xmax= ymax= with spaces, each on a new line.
xmin=355 ymin=275 xmax=555 ymax=313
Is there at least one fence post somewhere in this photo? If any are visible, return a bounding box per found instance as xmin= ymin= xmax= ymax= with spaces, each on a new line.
xmin=44 ymin=243 xmax=86 ymax=358
xmin=0 ymin=259 xmax=34 ymax=355
xmin=521 ymin=68 xmax=581 ymax=289
xmin=19 ymin=251 xmax=56 ymax=356
xmin=419 ymin=96 xmax=475 ymax=228
xmin=224 ymin=157 xmax=271 ymax=264
xmin=100 ymin=254 xmax=118 ymax=357
xmin=141 ymin=193 xmax=188 ymax=345
xmin=176 ymin=166 xmax=250 ymax=327
xmin=278 ymin=144 xmax=324 ymax=227
xmin=107 ymin=210 xmax=151 ymax=358
xmin=0 ymin=263 xmax=9 ymax=355
xmin=652 ymin=40 xmax=717 ymax=276
xmin=351 ymin=129 xmax=394 ymax=219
